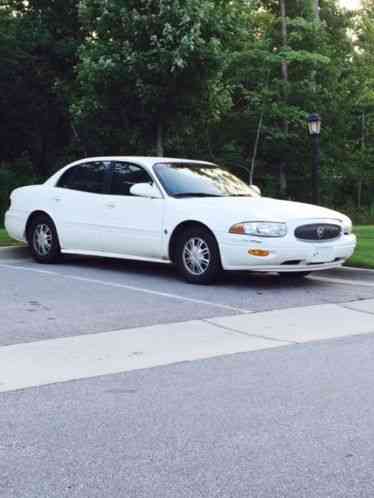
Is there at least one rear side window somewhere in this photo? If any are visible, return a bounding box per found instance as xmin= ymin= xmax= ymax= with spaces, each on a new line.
xmin=110 ymin=162 xmax=153 ymax=196
xmin=57 ymin=162 xmax=108 ymax=194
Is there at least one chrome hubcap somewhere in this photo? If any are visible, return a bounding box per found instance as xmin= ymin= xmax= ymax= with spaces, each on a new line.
xmin=182 ymin=237 xmax=211 ymax=276
xmin=33 ymin=224 xmax=53 ymax=256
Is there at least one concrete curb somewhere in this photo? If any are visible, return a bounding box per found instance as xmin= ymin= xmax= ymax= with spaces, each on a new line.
xmin=1 ymin=299 xmax=374 ymax=393
xmin=0 ymin=245 xmax=25 ymax=250
xmin=343 ymin=265 xmax=374 ymax=274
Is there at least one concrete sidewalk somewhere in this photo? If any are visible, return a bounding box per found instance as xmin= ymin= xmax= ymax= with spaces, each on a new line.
xmin=1 ymin=299 xmax=374 ymax=393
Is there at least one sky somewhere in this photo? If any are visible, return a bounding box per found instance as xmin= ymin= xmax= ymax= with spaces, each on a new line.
xmin=339 ymin=0 xmax=361 ymax=8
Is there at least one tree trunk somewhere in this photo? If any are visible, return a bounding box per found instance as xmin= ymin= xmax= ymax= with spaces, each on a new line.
xmin=156 ymin=118 xmax=164 ymax=157
xmin=249 ymin=110 xmax=264 ymax=186
xmin=357 ymin=179 xmax=363 ymax=209
xmin=206 ymin=123 xmax=216 ymax=162
xmin=71 ymin=122 xmax=88 ymax=157
xmin=313 ymin=0 xmax=319 ymax=21
xmin=279 ymin=162 xmax=287 ymax=198
xmin=358 ymin=111 xmax=366 ymax=208
xmin=249 ymin=69 xmax=270 ymax=186
xmin=304 ymin=0 xmax=319 ymax=19
xmin=280 ymin=0 xmax=288 ymax=84
xmin=309 ymin=1 xmax=319 ymax=93
xmin=29 ymin=132 xmax=48 ymax=180
xmin=280 ymin=0 xmax=288 ymax=197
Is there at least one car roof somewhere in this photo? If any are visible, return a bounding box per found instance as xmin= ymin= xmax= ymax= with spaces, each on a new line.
xmin=45 ymin=156 xmax=216 ymax=185
xmin=74 ymin=156 xmax=214 ymax=167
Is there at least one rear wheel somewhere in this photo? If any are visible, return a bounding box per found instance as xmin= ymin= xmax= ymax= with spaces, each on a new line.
xmin=175 ymin=227 xmax=222 ymax=284
xmin=28 ymin=215 xmax=61 ymax=263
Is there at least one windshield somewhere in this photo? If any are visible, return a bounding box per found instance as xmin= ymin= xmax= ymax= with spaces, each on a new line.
xmin=153 ymin=162 xmax=260 ymax=198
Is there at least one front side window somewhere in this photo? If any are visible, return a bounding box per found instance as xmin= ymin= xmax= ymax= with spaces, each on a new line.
xmin=57 ymin=162 xmax=108 ymax=194
xmin=153 ymin=162 xmax=259 ymax=198
xmin=109 ymin=162 xmax=153 ymax=196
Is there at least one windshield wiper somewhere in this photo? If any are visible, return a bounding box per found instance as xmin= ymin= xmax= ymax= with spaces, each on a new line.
xmin=173 ymin=192 xmax=224 ymax=198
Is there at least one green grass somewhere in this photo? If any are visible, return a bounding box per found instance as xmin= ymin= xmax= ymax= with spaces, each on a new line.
xmin=348 ymin=226 xmax=374 ymax=269
xmin=0 ymin=228 xmax=22 ymax=247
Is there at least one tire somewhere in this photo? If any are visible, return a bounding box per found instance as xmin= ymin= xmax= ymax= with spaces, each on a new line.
xmin=279 ymin=271 xmax=310 ymax=279
xmin=175 ymin=226 xmax=222 ymax=284
xmin=28 ymin=214 xmax=61 ymax=264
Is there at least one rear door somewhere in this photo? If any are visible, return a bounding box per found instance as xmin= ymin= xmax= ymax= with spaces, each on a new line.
xmin=99 ymin=161 xmax=165 ymax=259
xmin=52 ymin=161 xmax=111 ymax=251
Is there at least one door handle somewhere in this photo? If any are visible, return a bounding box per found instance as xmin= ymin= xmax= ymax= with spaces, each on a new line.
xmin=105 ymin=203 xmax=116 ymax=209
xmin=52 ymin=197 xmax=61 ymax=203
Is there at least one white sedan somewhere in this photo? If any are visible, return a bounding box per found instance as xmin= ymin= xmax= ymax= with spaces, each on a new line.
xmin=5 ymin=156 xmax=356 ymax=284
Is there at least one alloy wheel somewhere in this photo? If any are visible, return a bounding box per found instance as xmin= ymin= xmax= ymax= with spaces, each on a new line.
xmin=33 ymin=223 xmax=53 ymax=256
xmin=182 ymin=237 xmax=211 ymax=276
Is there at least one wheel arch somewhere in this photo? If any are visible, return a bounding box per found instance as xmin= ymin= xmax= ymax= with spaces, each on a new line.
xmin=168 ymin=220 xmax=221 ymax=264
xmin=25 ymin=210 xmax=56 ymax=242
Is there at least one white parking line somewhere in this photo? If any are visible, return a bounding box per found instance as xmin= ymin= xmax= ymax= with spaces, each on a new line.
xmin=309 ymin=275 xmax=374 ymax=287
xmin=0 ymin=263 xmax=252 ymax=314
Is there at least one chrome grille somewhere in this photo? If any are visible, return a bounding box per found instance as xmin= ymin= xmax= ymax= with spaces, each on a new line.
xmin=295 ymin=223 xmax=341 ymax=241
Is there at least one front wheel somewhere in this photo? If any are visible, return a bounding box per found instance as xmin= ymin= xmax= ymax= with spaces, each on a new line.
xmin=175 ymin=227 xmax=222 ymax=284
xmin=28 ymin=215 xmax=61 ymax=263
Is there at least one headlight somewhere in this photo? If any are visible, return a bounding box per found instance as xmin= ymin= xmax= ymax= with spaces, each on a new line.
xmin=229 ymin=221 xmax=287 ymax=238
xmin=343 ymin=219 xmax=353 ymax=235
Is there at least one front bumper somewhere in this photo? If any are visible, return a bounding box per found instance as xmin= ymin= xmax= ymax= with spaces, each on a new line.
xmin=218 ymin=232 xmax=357 ymax=272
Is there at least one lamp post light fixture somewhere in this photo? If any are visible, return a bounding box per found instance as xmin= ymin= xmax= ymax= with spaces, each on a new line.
xmin=307 ymin=113 xmax=322 ymax=205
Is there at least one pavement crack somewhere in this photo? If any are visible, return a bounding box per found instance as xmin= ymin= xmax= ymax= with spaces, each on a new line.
xmin=203 ymin=319 xmax=296 ymax=345
xmin=337 ymin=304 xmax=374 ymax=316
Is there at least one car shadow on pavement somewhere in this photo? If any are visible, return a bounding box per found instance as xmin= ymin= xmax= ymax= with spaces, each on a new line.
xmin=0 ymin=246 xmax=325 ymax=290
xmin=60 ymin=253 xmax=320 ymax=290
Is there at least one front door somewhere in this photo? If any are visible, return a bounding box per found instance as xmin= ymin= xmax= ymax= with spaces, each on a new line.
xmin=98 ymin=161 xmax=165 ymax=259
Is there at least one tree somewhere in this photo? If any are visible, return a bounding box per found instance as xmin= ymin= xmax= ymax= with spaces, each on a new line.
xmin=343 ymin=0 xmax=374 ymax=207
xmin=212 ymin=0 xmax=331 ymax=197
xmin=0 ymin=0 xmax=83 ymax=177
xmin=75 ymin=0 xmax=250 ymax=156
xmin=279 ymin=0 xmax=289 ymax=196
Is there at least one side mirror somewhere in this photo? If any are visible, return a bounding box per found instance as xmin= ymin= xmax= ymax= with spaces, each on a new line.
xmin=251 ymin=185 xmax=261 ymax=196
xmin=130 ymin=183 xmax=162 ymax=199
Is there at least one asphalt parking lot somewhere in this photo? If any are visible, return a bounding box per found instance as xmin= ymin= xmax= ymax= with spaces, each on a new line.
xmin=2 ymin=246 xmax=374 ymax=497
xmin=1 ymin=246 xmax=374 ymax=347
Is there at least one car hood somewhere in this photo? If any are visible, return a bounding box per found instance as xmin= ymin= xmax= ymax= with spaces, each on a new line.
xmin=175 ymin=196 xmax=349 ymax=227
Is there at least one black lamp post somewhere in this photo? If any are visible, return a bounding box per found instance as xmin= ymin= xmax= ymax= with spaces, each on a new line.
xmin=307 ymin=113 xmax=322 ymax=205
